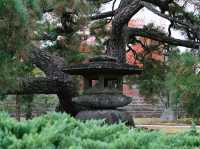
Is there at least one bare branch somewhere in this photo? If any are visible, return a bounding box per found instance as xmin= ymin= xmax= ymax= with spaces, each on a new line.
xmin=90 ymin=10 xmax=115 ymax=20
xmin=30 ymin=48 xmax=65 ymax=76
xmin=141 ymin=1 xmax=190 ymax=28
xmin=112 ymin=0 xmax=142 ymax=28
xmin=145 ymin=0 xmax=173 ymax=12
xmin=128 ymin=27 xmax=200 ymax=49
xmin=87 ymin=0 xmax=113 ymax=4
xmin=7 ymin=77 xmax=74 ymax=95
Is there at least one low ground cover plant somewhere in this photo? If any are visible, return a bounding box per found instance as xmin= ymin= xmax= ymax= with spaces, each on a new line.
xmin=0 ymin=112 xmax=200 ymax=149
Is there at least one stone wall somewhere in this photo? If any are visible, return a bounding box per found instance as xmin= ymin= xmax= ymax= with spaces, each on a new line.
xmin=122 ymin=84 xmax=164 ymax=118
xmin=119 ymin=97 xmax=164 ymax=118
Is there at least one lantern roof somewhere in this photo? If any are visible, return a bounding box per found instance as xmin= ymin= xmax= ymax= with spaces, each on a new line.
xmin=63 ymin=55 xmax=142 ymax=75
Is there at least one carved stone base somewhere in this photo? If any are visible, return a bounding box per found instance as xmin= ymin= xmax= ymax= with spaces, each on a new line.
xmin=76 ymin=110 xmax=134 ymax=126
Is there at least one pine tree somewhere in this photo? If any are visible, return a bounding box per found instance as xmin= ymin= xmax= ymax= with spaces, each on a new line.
xmin=166 ymin=52 xmax=200 ymax=118
xmin=0 ymin=0 xmax=200 ymax=116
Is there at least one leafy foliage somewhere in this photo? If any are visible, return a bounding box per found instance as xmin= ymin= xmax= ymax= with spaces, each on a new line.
xmin=0 ymin=0 xmax=92 ymax=93
xmin=0 ymin=0 xmax=41 ymax=93
xmin=134 ymin=49 xmax=200 ymax=118
xmin=0 ymin=112 xmax=200 ymax=149
xmin=0 ymin=51 xmax=33 ymax=94
xmin=0 ymin=95 xmax=58 ymax=115
xmin=166 ymin=52 xmax=200 ymax=118
xmin=136 ymin=58 xmax=167 ymax=103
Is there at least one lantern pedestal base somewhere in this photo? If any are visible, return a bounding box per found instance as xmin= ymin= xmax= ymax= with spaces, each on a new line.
xmin=73 ymin=94 xmax=132 ymax=109
xmin=76 ymin=110 xmax=134 ymax=126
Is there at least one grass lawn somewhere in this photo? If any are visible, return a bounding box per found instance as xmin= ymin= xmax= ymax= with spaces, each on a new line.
xmin=134 ymin=118 xmax=195 ymax=125
xmin=134 ymin=118 xmax=200 ymax=134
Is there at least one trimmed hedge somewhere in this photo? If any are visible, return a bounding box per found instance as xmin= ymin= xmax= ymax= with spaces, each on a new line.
xmin=0 ymin=112 xmax=200 ymax=149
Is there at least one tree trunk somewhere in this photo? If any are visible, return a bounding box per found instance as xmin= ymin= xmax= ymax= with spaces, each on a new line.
xmin=30 ymin=48 xmax=77 ymax=115
xmin=7 ymin=47 xmax=77 ymax=115
xmin=16 ymin=95 xmax=21 ymax=121
xmin=25 ymin=95 xmax=34 ymax=120
xmin=56 ymin=90 xmax=77 ymax=116
xmin=107 ymin=26 xmax=127 ymax=63
xmin=108 ymin=0 xmax=142 ymax=63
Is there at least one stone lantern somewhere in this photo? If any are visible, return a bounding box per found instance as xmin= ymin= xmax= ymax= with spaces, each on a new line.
xmin=63 ymin=55 xmax=142 ymax=124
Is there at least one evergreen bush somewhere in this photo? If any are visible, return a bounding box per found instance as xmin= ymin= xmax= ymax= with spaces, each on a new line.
xmin=0 ymin=112 xmax=200 ymax=149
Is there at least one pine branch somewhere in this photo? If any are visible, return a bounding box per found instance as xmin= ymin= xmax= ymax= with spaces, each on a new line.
xmin=90 ymin=10 xmax=115 ymax=20
xmin=127 ymin=27 xmax=200 ymax=49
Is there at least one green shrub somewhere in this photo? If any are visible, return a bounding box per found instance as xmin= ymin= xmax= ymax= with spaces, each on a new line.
xmin=0 ymin=112 xmax=200 ymax=149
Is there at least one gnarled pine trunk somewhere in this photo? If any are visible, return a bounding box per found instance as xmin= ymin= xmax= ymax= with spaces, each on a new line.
xmin=16 ymin=95 xmax=21 ymax=121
